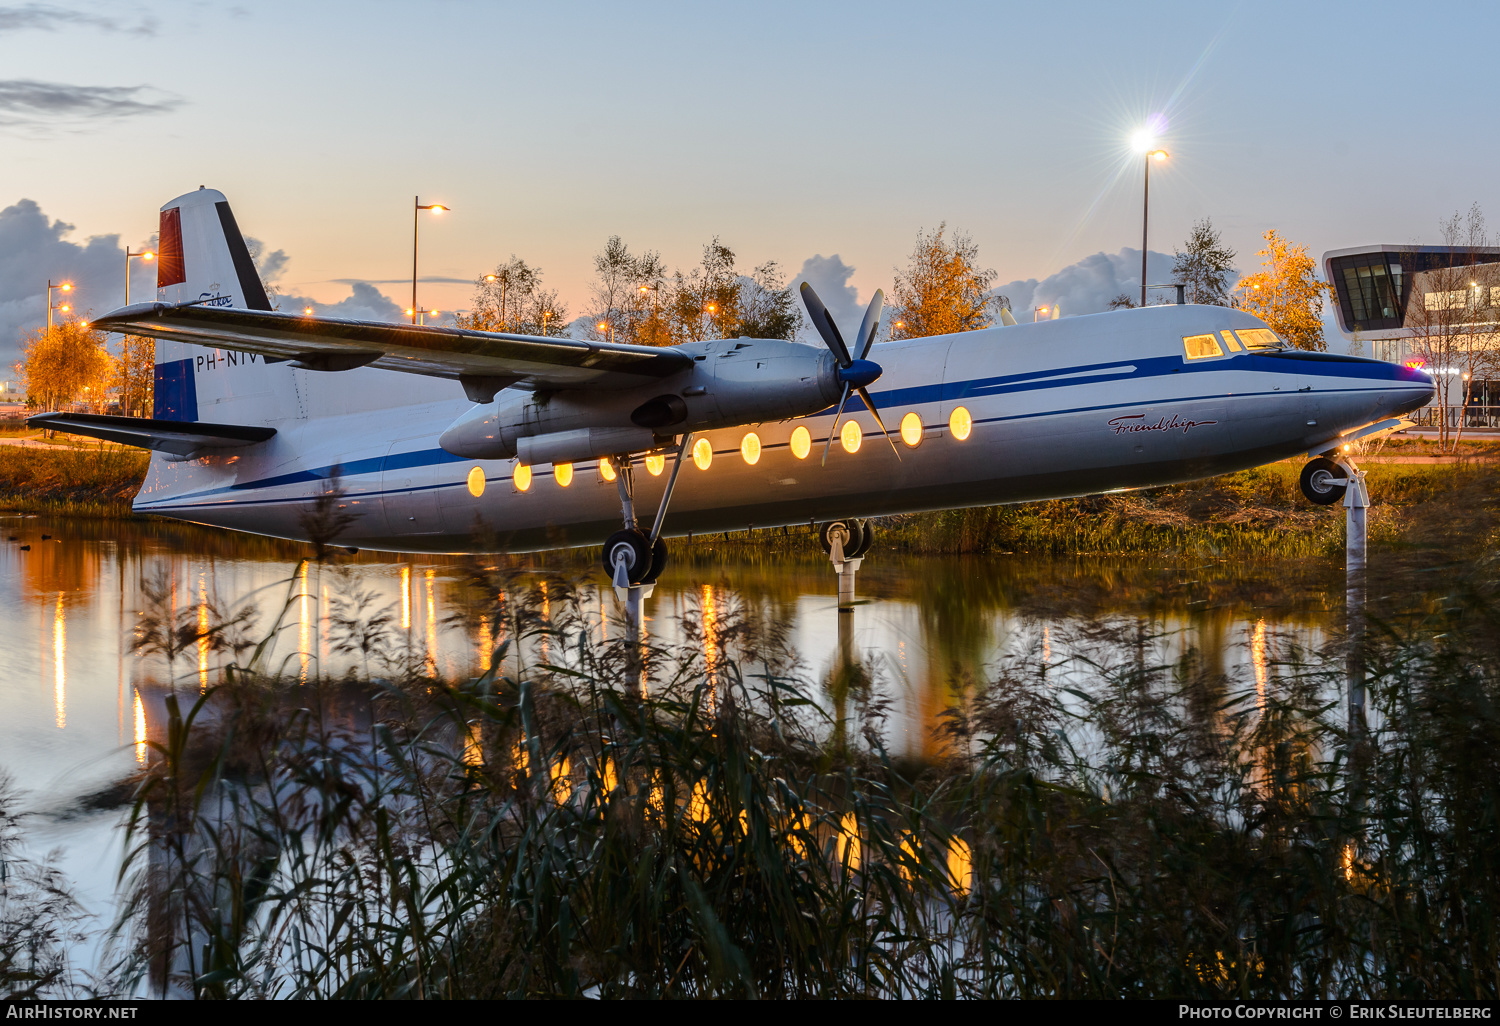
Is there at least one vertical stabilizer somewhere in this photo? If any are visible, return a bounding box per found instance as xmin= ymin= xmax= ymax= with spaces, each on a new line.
xmin=153 ymin=188 xmax=285 ymax=423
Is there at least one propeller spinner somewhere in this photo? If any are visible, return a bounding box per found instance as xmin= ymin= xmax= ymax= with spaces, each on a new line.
xmin=799 ymin=282 xmax=901 ymax=464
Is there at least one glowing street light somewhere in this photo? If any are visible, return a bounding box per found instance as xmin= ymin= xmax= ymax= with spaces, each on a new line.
xmin=412 ymin=197 xmax=449 ymax=325
xmin=1136 ymin=141 xmax=1170 ymax=308
xmin=46 ymin=280 xmax=73 ymax=331
xmin=124 ymin=247 xmax=154 ymax=306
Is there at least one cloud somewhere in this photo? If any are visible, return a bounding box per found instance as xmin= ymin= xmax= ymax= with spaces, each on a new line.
xmin=0 ymin=79 xmax=180 ymax=124
xmin=0 ymin=198 xmax=152 ymax=371
xmin=993 ymin=248 xmax=1182 ymax=318
xmin=790 ymin=254 xmax=865 ymax=341
xmin=272 ymin=281 xmax=405 ymax=323
xmin=0 ymin=4 xmax=156 ymax=35
xmin=245 ymin=236 xmax=289 ymax=283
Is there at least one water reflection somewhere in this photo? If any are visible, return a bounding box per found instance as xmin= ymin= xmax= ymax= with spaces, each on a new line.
xmin=53 ymin=592 xmax=65 ymax=729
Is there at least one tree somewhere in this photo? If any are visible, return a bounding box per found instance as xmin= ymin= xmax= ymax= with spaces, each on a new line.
xmin=1402 ymin=205 xmax=1499 ymax=451
xmin=1108 ymin=294 xmax=1136 ymax=310
xmin=460 ymin=257 xmax=569 ymax=336
xmin=17 ymin=322 xmax=113 ymax=412
xmin=1237 ymin=230 xmax=1333 ymax=352
xmin=736 ymin=260 xmax=802 ymax=340
xmin=1172 ymin=217 xmax=1236 ymax=305
xmin=116 ymin=335 xmax=154 ymax=417
xmin=587 ymin=237 xmax=665 ymax=345
xmin=890 ymin=223 xmax=997 ymax=339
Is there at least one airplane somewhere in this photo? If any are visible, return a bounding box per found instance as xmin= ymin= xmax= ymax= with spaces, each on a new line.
xmin=33 ymin=188 xmax=1435 ymax=589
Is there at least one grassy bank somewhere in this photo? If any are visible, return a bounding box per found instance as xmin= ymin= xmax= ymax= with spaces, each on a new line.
xmin=674 ymin=461 xmax=1500 ymax=562
xmin=0 ymin=446 xmax=148 ymax=517
xmin=2 ymin=445 xmax=1495 ymax=558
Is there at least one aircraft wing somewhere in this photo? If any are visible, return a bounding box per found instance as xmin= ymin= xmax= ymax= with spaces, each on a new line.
xmin=91 ymin=303 xmax=693 ymax=399
xmin=29 ymin=411 xmax=275 ymax=459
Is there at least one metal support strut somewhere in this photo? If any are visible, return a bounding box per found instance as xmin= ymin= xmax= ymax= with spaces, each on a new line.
xmin=826 ymin=522 xmax=863 ymax=609
xmin=1343 ymin=458 xmax=1370 ymax=734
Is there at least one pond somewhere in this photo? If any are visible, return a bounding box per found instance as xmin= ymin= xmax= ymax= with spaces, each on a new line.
xmin=0 ymin=512 xmax=1392 ymax=989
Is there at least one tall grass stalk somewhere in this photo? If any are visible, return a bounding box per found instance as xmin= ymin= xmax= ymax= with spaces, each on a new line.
xmin=101 ymin=557 xmax=1500 ymax=999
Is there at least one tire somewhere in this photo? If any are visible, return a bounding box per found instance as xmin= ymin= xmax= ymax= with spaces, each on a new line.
xmin=1300 ymin=457 xmax=1348 ymax=506
xmin=818 ymin=519 xmax=854 ymax=556
xmin=601 ymin=529 xmax=652 ymax=585
xmin=845 ymin=519 xmax=874 ymax=558
xmin=642 ymin=537 xmax=669 ymax=584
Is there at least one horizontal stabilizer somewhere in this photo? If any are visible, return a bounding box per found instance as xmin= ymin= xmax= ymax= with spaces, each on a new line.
xmin=91 ymin=303 xmax=694 ymax=393
xmin=28 ymin=412 xmax=275 ymax=460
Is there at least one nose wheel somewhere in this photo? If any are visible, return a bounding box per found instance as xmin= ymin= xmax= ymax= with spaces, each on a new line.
xmin=1300 ymin=456 xmax=1349 ymax=505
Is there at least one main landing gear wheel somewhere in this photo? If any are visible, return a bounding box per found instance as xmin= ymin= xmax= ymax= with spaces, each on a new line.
xmin=602 ymin=529 xmax=653 ymax=586
xmin=819 ymin=518 xmax=874 ymax=559
xmin=1300 ymin=457 xmax=1348 ymax=506
xmin=643 ymin=537 xmax=668 ymax=584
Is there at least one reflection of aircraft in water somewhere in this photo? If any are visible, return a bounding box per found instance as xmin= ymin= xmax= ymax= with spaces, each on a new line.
xmin=36 ymin=188 xmax=1433 ymax=584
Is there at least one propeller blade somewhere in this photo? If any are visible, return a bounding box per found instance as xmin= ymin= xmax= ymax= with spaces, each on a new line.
xmin=821 ymin=384 xmax=851 ymax=467
xmin=799 ymin=282 xmax=852 ymax=366
xmin=857 ymin=386 xmax=901 ymax=461
xmin=854 ymin=289 xmax=884 ymax=361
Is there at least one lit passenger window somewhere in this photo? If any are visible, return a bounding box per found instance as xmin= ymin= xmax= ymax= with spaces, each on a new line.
xmin=466 ymin=466 xmax=486 ymax=498
xmin=600 ymin=458 xmax=617 ymax=482
xmin=900 ymin=411 xmax=923 ymax=447
xmin=1220 ymin=330 xmax=1242 ymax=352
xmin=1234 ymin=328 xmax=1282 ymax=350
xmin=645 ymin=454 xmax=665 ymax=476
xmin=790 ymin=425 xmax=811 ymax=459
xmin=1182 ymin=334 xmax=1223 ymax=359
xmin=554 ymin=462 xmax=573 ymax=487
xmin=513 ymin=463 xmax=532 ymax=492
xmin=840 ymin=419 xmax=862 ymax=453
xmin=949 ymin=406 xmax=972 ymax=441
xmin=692 ymin=437 xmax=713 ymax=470
xmin=741 ymin=432 xmax=761 ymax=465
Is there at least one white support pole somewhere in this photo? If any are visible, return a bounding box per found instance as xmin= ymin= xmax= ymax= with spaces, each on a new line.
xmin=1344 ymin=465 xmax=1369 ymax=733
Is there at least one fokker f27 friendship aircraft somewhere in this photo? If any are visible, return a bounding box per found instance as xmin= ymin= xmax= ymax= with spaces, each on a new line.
xmin=34 ymin=188 xmax=1434 ymax=587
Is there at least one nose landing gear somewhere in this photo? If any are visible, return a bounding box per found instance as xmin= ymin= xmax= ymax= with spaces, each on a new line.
xmin=1300 ymin=456 xmax=1350 ymax=505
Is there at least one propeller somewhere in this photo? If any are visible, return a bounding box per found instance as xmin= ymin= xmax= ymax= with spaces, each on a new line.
xmin=799 ymin=283 xmax=901 ymax=465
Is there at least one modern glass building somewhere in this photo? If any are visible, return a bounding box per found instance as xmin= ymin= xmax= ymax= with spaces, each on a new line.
xmin=1323 ymin=245 xmax=1500 ymax=425
xmin=1324 ymin=245 xmax=1500 ymax=349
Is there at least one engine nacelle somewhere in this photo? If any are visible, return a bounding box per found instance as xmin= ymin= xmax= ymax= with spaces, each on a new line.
xmin=438 ymin=338 xmax=842 ymax=460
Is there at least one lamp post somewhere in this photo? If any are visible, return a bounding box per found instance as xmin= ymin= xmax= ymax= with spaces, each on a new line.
xmin=412 ymin=197 xmax=449 ymax=325
xmin=125 ymin=247 xmax=154 ymax=306
xmin=1139 ymin=147 xmax=1168 ymax=308
xmin=46 ymin=280 xmax=73 ymax=331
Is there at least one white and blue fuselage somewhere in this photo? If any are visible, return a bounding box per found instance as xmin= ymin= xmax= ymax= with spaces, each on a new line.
xmin=130 ymin=304 xmax=1433 ymax=554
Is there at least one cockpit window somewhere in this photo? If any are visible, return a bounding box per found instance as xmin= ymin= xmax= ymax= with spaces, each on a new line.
xmin=1182 ymin=333 xmax=1224 ymax=360
xmin=1235 ymin=328 xmax=1283 ymax=350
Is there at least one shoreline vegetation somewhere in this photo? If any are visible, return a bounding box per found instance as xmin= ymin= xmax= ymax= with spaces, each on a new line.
xmin=7 ymin=542 xmax=1499 ymax=998
xmin=1 ymin=443 xmax=1497 ymax=560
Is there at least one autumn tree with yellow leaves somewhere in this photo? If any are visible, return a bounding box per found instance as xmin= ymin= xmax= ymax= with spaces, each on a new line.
xmin=890 ymin=223 xmax=997 ymax=339
xmin=1238 ymin=230 xmax=1334 ymax=351
xmin=16 ymin=321 xmax=114 ymax=412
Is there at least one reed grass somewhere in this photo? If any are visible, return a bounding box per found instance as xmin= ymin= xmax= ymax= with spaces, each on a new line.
xmin=79 ymin=551 xmax=1500 ymax=999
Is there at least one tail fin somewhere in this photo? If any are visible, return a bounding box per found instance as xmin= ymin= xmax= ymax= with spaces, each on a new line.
xmin=153 ymin=188 xmax=287 ymax=424
xmin=155 ymin=187 xmax=272 ymax=310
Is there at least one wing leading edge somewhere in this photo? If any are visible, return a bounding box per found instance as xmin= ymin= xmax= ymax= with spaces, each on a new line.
xmin=90 ymin=304 xmax=693 ymax=398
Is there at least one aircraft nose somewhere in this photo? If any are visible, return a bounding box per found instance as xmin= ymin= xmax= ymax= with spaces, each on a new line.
xmin=1387 ymin=360 xmax=1435 ymax=416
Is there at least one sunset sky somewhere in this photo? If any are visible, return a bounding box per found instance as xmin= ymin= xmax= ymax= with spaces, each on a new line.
xmin=2 ymin=0 xmax=1497 ymax=364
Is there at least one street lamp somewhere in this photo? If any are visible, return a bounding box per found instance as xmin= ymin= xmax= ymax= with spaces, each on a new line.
xmin=596 ymin=319 xmax=614 ymax=344
xmin=1137 ymin=145 xmax=1169 ymax=308
xmin=46 ymin=280 xmax=73 ymax=331
xmin=125 ymin=247 xmax=154 ymax=306
xmin=412 ymin=197 xmax=449 ymax=325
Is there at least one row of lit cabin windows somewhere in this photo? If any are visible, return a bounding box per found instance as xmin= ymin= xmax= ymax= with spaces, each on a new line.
xmin=466 ymin=406 xmax=976 ymax=497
